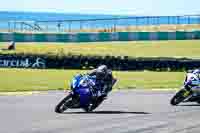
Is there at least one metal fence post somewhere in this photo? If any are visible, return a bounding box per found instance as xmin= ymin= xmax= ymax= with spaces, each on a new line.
xmin=8 ymin=21 xmax=11 ymax=32
xmin=80 ymin=21 xmax=83 ymax=31
xmin=198 ymin=15 xmax=200 ymax=24
xmin=167 ymin=16 xmax=170 ymax=24
xmin=68 ymin=21 xmax=72 ymax=32
xmin=46 ymin=22 xmax=48 ymax=32
xmin=136 ymin=17 xmax=138 ymax=31
xmin=20 ymin=22 xmax=23 ymax=32
xmin=188 ymin=16 xmax=191 ymax=24
xmin=147 ymin=16 xmax=150 ymax=25
xmin=177 ymin=16 xmax=180 ymax=24
xmin=14 ymin=21 xmax=16 ymax=31
xmin=114 ymin=19 xmax=117 ymax=32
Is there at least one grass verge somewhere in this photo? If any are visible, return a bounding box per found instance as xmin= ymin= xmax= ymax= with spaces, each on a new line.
xmin=1 ymin=40 xmax=200 ymax=58
xmin=0 ymin=68 xmax=185 ymax=92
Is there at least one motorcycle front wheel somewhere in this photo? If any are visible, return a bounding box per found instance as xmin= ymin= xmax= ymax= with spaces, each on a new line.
xmin=170 ymin=89 xmax=191 ymax=106
xmin=55 ymin=93 xmax=73 ymax=113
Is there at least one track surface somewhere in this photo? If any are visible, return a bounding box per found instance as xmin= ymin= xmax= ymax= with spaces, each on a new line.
xmin=1 ymin=90 xmax=200 ymax=133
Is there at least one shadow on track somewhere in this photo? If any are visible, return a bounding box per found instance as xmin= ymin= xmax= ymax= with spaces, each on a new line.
xmin=179 ymin=104 xmax=200 ymax=106
xmin=63 ymin=111 xmax=151 ymax=114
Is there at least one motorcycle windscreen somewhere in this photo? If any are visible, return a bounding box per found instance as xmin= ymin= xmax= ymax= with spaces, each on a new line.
xmin=71 ymin=75 xmax=82 ymax=89
xmin=76 ymin=87 xmax=92 ymax=107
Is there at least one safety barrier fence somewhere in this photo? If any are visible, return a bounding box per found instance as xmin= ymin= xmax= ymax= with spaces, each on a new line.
xmin=1 ymin=15 xmax=200 ymax=32
xmin=0 ymin=31 xmax=200 ymax=42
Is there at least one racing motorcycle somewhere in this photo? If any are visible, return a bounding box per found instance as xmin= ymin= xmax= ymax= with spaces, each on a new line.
xmin=55 ymin=74 xmax=116 ymax=113
xmin=170 ymin=71 xmax=200 ymax=105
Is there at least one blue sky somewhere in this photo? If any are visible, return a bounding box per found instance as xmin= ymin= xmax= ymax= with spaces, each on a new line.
xmin=0 ymin=0 xmax=200 ymax=15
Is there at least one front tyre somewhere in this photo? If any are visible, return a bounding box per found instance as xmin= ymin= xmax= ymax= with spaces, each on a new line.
xmin=170 ymin=89 xmax=191 ymax=106
xmin=55 ymin=93 xmax=73 ymax=113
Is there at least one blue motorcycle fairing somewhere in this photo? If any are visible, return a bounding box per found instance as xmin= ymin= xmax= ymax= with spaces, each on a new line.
xmin=71 ymin=75 xmax=96 ymax=107
xmin=71 ymin=74 xmax=96 ymax=89
xmin=74 ymin=87 xmax=92 ymax=107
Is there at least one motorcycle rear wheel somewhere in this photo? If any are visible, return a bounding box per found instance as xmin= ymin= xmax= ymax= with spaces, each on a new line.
xmin=83 ymin=96 xmax=105 ymax=112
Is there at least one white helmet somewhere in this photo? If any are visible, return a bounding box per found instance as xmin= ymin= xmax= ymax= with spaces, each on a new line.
xmin=193 ymin=69 xmax=200 ymax=79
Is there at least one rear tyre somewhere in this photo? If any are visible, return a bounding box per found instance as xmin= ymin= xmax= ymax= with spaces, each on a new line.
xmin=55 ymin=94 xmax=73 ymax=113
xmin=83 ymin=96 xmax=105 ymax=112
xmin=83 ymin=105 xmax=93 ymax=112
xmin=170 ymin=89 xmax=190 ymax=106
xmin=91 ymin=96 xmax=105 ymax=110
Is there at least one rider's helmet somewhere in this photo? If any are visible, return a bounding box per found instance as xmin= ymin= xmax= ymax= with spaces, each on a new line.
xmin=96 ymin=65 xmax=108 ymax=79
xmin=193 ymin=69 xmax=200 ymax=79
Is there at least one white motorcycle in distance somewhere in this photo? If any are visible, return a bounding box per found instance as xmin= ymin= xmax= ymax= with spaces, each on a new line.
xmin=170 ymin=70 xmax=200 ymax=106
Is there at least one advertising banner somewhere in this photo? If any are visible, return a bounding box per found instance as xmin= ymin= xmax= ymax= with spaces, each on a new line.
xmin=0 ymin=56 xmax=46 ymax=68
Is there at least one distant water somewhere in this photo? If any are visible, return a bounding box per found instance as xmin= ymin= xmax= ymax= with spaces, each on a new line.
xmin=0 ymin=11 xmax=199 ymax=31
xmin=0 ymin=11 xmax=125 ymax=21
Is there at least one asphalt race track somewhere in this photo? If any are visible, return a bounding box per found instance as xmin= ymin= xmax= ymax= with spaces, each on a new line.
xmin=1 ymin=90 xmax=200 ymax=133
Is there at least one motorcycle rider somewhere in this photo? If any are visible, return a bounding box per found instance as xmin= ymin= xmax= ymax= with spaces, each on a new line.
xmin=87 ymin=65 xmax=115 ymax=97
xmin=185 ymin=69 xmax=200 ymax=94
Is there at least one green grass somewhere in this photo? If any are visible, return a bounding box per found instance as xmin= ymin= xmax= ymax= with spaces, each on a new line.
xmin=1 ymin=40 xmax=200 ymax=58
xmin=0 ymin=68 xmax=185 ymax=92
xmin=0 ymin=40 xmax=194 ymax=92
